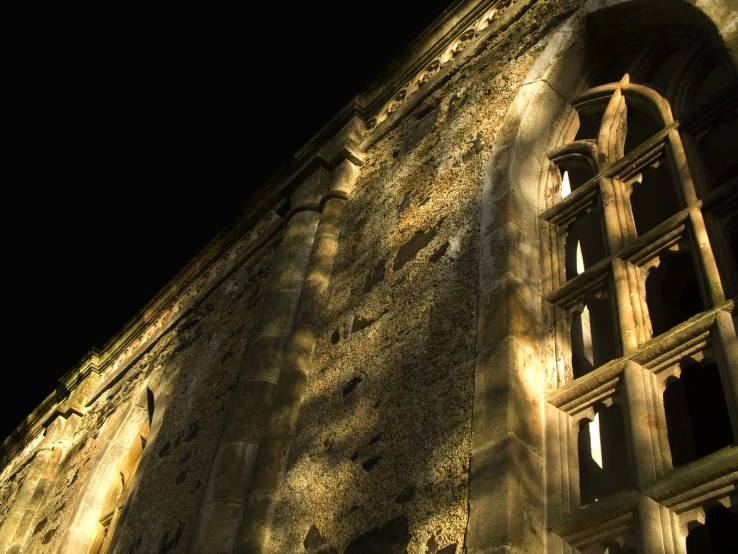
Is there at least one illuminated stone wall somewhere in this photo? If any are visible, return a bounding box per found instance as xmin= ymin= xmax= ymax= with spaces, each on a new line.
xmin=1 ymin=1 xmax=736 ymax=553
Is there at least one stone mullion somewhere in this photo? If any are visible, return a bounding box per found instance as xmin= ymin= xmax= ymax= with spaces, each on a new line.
xmin=713 ymin=310 xmax=738 ymax=440
xmin=598 ymin=91 xmax=642 ymax=356
xmin=188 ymin=169 xmax=327 ymax=554
xmin=621 ymin=361 xmax=670 ymax=489
xmin=666 ymin=127 xmax=726 ymax=306
xmin=237 ymin=161 xmax=359 ymax=553
xmin=598 ymin=88 xmax=642 ymax=356
xmin=635 ymin=496 xmax=678 ymax=554
xmin=688 ymin=207 xmax=726 ymax=306
xmin=545 ymin=402 xmax=578 ymax=554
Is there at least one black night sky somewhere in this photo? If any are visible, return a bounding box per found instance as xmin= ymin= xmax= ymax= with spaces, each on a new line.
xmin=4 ymin=2 xmax=457 ymax=442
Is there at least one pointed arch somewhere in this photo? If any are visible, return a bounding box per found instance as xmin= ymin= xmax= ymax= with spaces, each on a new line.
xmin=472 ymin=1 xmax=737 ymax=553
xmin=57 ymin=373 xmax=168 ymax=554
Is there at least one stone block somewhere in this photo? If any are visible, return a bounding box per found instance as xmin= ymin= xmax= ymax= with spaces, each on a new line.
xmin=523 ymin=15 xmax=586 ymax=99
xmin=295 ymin=276 xmax=330 ymax=326
xmin=221 ymin=379 xmax=276 ymax=445
xmin=466 ymin=436 xmax=544 ymax=554
xmin=316 ymin=116 xmax=365 ymax=166
xmin=249 ymin=288 xmax=300 ymax=340
xmin=328 ymin=159 xmax=360 ymax=197
xmin=267 ymin=368 xmax=307 ymax=436
xmin=290 ymin=167 xmax=331 ymax=212
xmin=241 ymin=334 xmax=285 ymax=382
xmin=483 ymin=79 xmax=568 ymax=225
xmin=316 ymin=198 xmax=346 ymax=239
xmin=0 ymin=512 xmax=24 ymax=549
xmin=281 ymin=324 xmax=317 ymax=375
xmin=473 ymin=337 xmax=543 ymax=451
xmin=238 ymin=492 xmax=274 ymax=554
xmin=249 ymin=432 xmax=290 ymax=497
xmin=482 ymin=188 xmax=537 ymax=240
xmin=479 ymin=220 xmax=537 ymax=291
xmin=266 ymin=211 xmax=320 ymax=292
xmin=307 ymin=233 xmax=339 ymax=279
xmin=202 ymin=442 xmax=258 ymax=505
xmin=189 ymin=500 xmax=244 ymax=554
xmin=476 ymin=276 xmax=540 ymax=354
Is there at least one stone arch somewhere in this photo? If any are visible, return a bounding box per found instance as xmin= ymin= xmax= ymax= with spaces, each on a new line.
xmin=57 ymin=373 xmax=168 ymax=554
xmin=471 ymin=2 xmax=736 ymax=553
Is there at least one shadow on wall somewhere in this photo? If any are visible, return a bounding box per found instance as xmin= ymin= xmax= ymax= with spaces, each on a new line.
xmin=268 ymin=111 xmax=485 ymax=553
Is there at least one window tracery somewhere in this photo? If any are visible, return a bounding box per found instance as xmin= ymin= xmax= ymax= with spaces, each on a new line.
xmin=543 ymin=25 xmax=737 ymax=554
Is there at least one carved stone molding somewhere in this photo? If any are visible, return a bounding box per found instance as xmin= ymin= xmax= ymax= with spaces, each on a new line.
xmin=367 ymin=0 xmax=513 ymax=131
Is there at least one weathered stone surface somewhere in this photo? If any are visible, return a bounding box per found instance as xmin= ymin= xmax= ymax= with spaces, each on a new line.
xmin=467 ymin=436 xmax=544 ymax=554
xmin=344 ymin=516 xmax=410 ymax=554
xmin=402 ymin=104 xmax=441 ymax=155
xmin=3 ymin=3 xmax=736 ymax=554
xmin=474 ymin=337 xmax=543 ymax=452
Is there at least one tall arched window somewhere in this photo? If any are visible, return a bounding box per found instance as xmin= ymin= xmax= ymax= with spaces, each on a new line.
xmin=543 ymin=38 xmax=736 ymax=381
xmin=540 ymin=8 xmax=737 ymax=553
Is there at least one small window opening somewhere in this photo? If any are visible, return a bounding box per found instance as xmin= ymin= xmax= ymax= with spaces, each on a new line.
xmin=578 ymin=403 xmax=631 ymax=505
xmin=645 ymin=246 xmax=704 ymax=337
xmin=663 ymin=362 xmax=734 ymax=467
xmin=562 ymin=170 xmax=572 ymax=198
xmin=574 ymin=109 xmax=605 ymax=141
xmin=571 ymin=293 xmax=619 ymax=378
xmin=686 ymin=505 xmax=738 ymax=554
xmin=624 ymin=106 xmax=662 ymax=154
xmin=629 ymin=161 xmax=681 ymax=235
xmin=646 ymin=50 xmax=690 ymax=95
xmin=693 ymin=64 xmax=733 ymax=108
xmin=696 ymin=118 xmax=738 ymax=188
xmin=565 ymin=202 xmax=607 ymax=281
xmin=560 ymin=164 xmax=596 ymax=198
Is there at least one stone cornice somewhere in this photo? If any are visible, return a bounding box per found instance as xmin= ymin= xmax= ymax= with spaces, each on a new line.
xmin=289 ymin=1 xmax=528 ymax=161
xmin=362 ymin=0 xmax=512 ymax=128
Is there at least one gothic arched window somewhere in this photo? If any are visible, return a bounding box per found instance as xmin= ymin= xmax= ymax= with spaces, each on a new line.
xmin=542 ymin=14 xmax=737 ymax=554
xmin=543 ymin=37 xmax=736 ymax=381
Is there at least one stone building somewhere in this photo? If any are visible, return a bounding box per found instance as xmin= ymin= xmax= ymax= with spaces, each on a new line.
xmin=1 ymin=0 xmax=737 ymax=552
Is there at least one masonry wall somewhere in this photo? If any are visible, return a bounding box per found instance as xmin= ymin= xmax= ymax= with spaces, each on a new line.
xmin=3 ymin=1 xmax=736 ymax=553
xmin=267 ymin=2 xmax=580 ymax=552
xmin=1 ymin=2 xmax=579 ymax=553
xmin=0 ymin=233 xmax=277 ymax=553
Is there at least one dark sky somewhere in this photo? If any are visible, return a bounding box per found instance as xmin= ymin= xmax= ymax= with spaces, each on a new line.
xmin=4 ymin=2 xmax=457 ymax=442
